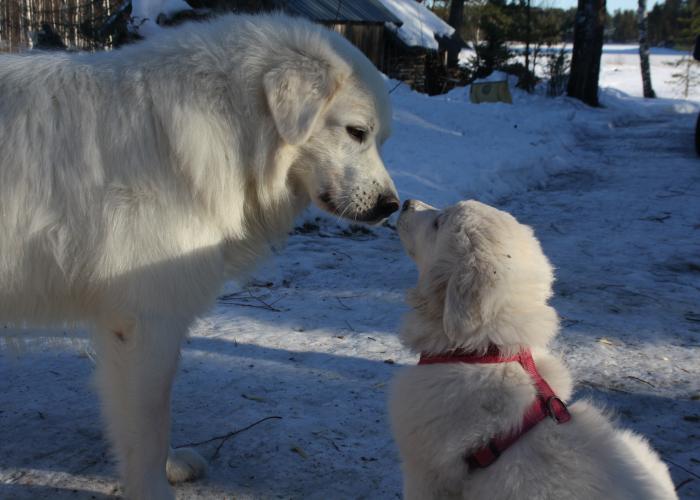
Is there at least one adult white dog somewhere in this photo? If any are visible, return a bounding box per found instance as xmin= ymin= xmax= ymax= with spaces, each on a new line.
xmin=390 ymin=199 xmax=677 ymax=499
xmin=0 ymin=14 xmax=398 ymax=499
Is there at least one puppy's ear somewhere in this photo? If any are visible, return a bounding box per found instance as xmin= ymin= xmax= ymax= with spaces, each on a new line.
xmin=442 ymin=253 xmax=497 ymax=342
xmin=440 ymin=206 xmax=504 ymax=342
xmin=263 ymin=53 xmax=350 ymax=145
xmin=440 ymin=201 xmax=556 ymax=347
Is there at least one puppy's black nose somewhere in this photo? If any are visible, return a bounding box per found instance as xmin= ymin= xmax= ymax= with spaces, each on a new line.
xmin=375 ymin=193 xmax=400 ymax=219
xmin=401 ymin=199 xmax=413 ymax=212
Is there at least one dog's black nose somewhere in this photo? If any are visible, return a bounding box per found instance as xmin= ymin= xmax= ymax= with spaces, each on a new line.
xmin=401 ymin=199 xmax=413 ymax=212
xmin=375 ymin=193 xmax=400 ymax=219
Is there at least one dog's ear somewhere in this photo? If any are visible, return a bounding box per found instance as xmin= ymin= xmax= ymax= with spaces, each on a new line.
xmin=442 ymin=252 xmax=498 ymax=342
xmin=439 ymin=201 xmax=557 ymax=348
xmin=441 ymin=206 xmax=503 ymax=342
xmin=263 ymin=53 xmax=350 ymax=146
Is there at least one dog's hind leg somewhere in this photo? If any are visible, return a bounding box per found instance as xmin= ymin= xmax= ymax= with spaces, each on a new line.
xmin=93 ymin=316 xmax=189 ymax=500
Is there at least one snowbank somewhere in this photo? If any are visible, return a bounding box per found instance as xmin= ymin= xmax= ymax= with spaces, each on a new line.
xmin=383 ymin=78 xmax=580 ymax=208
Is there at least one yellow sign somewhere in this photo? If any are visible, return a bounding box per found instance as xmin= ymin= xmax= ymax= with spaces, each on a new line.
xmin=470 ymin=81 xmax=512 ymax=104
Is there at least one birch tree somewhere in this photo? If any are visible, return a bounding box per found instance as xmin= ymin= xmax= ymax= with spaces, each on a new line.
xmin=637 ymin=0 xmax=656 ymax=98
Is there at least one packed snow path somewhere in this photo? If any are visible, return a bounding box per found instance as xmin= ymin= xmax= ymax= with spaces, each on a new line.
xmin=1 ymin=103 xmax=699 ymax=499
xmin=499 ymin=110 xmax=700 ymax=498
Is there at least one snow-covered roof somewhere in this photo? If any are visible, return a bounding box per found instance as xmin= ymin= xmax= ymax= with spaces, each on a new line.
xmin=280 ymin=0 xmax=402 ymax=25
xmin=376 ymin=0 xmax=455 ymax=50
xmin=132 ymin=0 xmax=403 ymax=36
xmin=131 ymin=0 xmax=452 ymax=50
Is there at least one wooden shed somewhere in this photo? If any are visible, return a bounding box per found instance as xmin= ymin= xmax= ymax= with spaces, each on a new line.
xmin=273 ymin=0 xmax=402 ymax=73
xmin=177 ymin=0 xmax=404 ymax=75
xmin=271 ymin=0 xmax=459 ymax=94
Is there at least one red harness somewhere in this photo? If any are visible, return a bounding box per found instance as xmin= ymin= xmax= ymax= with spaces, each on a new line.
xmin=418 ymin=346 xmax=571 ymax=469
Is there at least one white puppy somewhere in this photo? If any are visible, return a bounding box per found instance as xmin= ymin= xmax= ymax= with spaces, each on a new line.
xmin=0 ymin=14 xmax=398 ymax=499
xmin=390 ymin=199 xmax=677 ymax=500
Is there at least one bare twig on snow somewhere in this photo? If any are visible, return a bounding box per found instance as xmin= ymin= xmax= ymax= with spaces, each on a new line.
xmin=175 ymin=415 xmax=283 ymax=459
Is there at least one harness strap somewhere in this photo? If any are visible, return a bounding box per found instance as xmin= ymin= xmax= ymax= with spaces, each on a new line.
xmin=419 ymin=347 xmax=571 ymax=469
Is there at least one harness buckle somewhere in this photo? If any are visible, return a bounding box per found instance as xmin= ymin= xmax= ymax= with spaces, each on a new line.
xmin=546 ymin=396 xmax=571 ymax=424
xmin=467 ymin=441 xmax=501 ymax=468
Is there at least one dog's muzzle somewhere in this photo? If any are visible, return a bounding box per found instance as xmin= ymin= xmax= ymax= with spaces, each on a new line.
xmin=373 ymin=193 xmax=400 ymax=219
xmin=352 ymin=192 xmax=400 ymax=223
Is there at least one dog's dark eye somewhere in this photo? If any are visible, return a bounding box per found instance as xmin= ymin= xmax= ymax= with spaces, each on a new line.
xmin=346 ymin=126 xmax=367 ymax=143
xmin=433 ymin=216 xmax=441 ymax=230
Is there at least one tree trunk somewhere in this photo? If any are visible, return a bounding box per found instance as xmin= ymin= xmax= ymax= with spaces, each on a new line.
xmin=447 ymin=0 xmax=465 ymax=67
xmin=567 ymin=0 xmax=606 ymax=106
xmin=525 ymin=0 xmax=531 ymax=77
xmin=637 ymin=0 xmax=656 ymax=98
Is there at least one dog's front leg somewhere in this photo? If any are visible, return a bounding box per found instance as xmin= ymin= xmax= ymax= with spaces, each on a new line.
xmin=93 ymin=316 xmax=188 ymax=500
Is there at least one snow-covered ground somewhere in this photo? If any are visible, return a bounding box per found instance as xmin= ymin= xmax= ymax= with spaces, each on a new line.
xmin=600 ymin=45 xmax=700 ymax=101
xmin=464 ymin=44 xmax=700 ymax=102
xmin=2 ymin=43 xmax=700 ymax=499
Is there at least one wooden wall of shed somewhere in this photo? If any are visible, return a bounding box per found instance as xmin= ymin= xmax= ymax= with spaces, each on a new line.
xmin=384 ymin=39 xmax=455 ymax=95
xmin=324 ymin=22 xmax=437 ymax=94
xmin=323 ymin=21 xmax=434 ymax=93
xmin=324 ymin=22 xmax=386 ymax=72
xmin=386 ymin=51 xmax=427 ymax=91
xmin=380 ymin=32 xmax=427 ymax=93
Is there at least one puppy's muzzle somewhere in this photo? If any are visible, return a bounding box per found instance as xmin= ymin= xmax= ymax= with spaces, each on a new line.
xmin=401 ymin=199 xmax=432 ymax=213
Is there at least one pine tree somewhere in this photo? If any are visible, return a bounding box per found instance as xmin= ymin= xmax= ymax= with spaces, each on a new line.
xmin=465 ymin=1 xmax=512 ymax=78
xmin=546 ymin=46 xmax=571 ymax=96
xmin=668 ymin=55 xmax=699 ymax=97
xmin=611 ymin=10 xmax=638 ymax=42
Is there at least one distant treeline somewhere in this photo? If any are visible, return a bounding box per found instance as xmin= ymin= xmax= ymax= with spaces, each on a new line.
xmin=610 ymin=0 xmax=699 ymax=46
xmin=430 ymin=0 xmax=699 ymax=49
xmin=646 ymin=0 xmax=699 ymax=47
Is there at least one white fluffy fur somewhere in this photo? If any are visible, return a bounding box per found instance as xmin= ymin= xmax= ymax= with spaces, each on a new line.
xmin=0 ymin=13 xmax=397 ymax=500
xmin=390 ymin=200 xmax=677 ymax=499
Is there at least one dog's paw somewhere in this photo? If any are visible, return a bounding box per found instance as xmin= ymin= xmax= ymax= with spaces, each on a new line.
xmin=166 ymin=447 xmax=207 ymax=483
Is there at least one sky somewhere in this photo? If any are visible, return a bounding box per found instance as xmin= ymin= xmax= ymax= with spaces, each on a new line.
xmin=550 ymin=0 xmax=663 ymax=12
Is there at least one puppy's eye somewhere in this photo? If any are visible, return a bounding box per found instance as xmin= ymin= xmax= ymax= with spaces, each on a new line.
xmin=433 ymin=216 xmax=441 ymax=230
xmin=346 ymin=126 xmax=367 ymax=143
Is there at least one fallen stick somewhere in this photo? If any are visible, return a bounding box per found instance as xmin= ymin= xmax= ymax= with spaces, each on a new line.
xmin=175 ymin=415 xmax=283 ymax=459
xmin=666 ymin=459 xmax=700 ymax=482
